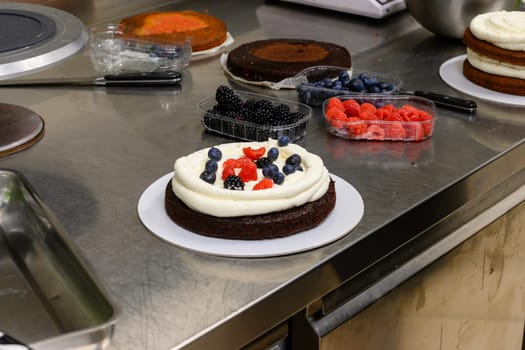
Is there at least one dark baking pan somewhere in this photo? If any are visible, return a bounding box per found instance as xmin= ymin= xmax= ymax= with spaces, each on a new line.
xmin=0 ymin=169 xmax=118 ymax=350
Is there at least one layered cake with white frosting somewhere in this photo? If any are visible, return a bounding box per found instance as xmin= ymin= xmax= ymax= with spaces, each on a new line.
xmin=164 ymin=138 xmax=336 ymax=239
xmin=462 ymin=11 xmax=525 ymax=95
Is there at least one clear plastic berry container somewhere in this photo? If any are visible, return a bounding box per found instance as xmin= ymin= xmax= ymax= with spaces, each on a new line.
xmin=295 ymin=66 xmax=402 ymax=107
xmin=89 ymin=24 xmax=192 ymax=74
xmin=322 ymin=94 xmax=437 ymax=142
xmin=199 ymin=90 xmax=312 ymax=142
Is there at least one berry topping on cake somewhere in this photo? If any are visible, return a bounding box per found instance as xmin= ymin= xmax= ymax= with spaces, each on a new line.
xmin=208 ymin=147 xmax=222 ymax=161
xmin=223 ymin=175 xmax=244 ymax=190
xmin=243 ymin=146 xmax=266 ymax=160
xmin=199 ymin=170 xmax=216 ymax=184
xmin=253 ymin=178 xmax=273 ymax=190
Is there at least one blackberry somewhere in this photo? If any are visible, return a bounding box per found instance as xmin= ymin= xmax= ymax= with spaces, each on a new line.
xmin=275 ymin=112 xmax=303 ymax=126
xmin=256 ymin=157 xmax=273 ymax=169
xmin=208 ymin=105 xmax=226 ymax=116
xmin=223 ymin=175 xmax=244 ymax=190
xmin=215 ymin=85 xmax=234 ymax=105
xmin=217 ymin=93 xmax=243 ymax=112
xmin=243 ymin=99 xmax=258 ymax=112
xmin=273 ymin=104 xmax=290 ymax=119
xmin=250 ymin=108 xmax=273 ymax=125
xmin=256 ymin=99 xmax=274 ymax=112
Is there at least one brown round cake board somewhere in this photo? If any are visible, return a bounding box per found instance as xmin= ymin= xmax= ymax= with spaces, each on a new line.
xmin=0 ymin=103 xmax=45 ymax=157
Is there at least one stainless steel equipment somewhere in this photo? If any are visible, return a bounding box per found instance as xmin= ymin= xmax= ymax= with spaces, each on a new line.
xmin=405 ymin=0 xmax=517 ymax=38
xmin=0 ymin=2 xmax=87 ymax=79
xmin=0 ymin=170 xmax=118 ymax=349
xmin=278 ymin=0 xmax=406 ymax=19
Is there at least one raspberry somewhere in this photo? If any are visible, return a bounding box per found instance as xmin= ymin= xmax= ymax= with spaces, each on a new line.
xmin=253 ymin=178 xmax=273 ymax=190
xmin=243 ymin=146 xmax=266 ymax=160
xmin=342 ymin=99 xmax=361 ymax=117
xmin=221 ymin=165 xmax=236 ymax=180
xmin=326 ymin=97 xmax=344 ymax=111
xmin=366 ymin=124 xmax=385 ymax=140
xmin=360 ymin=102 xmax=377 ymax=114
xmin=389 ymin=122 xmax=406 ymax=140
xmin=238 ymin=161 xmax=258 ymax=182
xmin=346 ymin=117 xmax=367 ymax=136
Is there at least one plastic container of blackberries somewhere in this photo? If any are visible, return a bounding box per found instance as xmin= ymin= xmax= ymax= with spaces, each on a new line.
xmin=294 ymin=66 xmax=402 ymax=107
xmin=89 ymin=24 xmax=192 ymax=74
xmin=198 ymin=90 xmax=312 ymax=142
xmin=322 ymin=94 xmax=437 ymax=142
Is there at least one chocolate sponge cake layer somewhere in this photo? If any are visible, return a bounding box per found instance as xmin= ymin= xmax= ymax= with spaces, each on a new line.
xmin=226 ymin=39 xmax=351 ymax=82
xmin=164 ymin=179 xmax=336 ymax=240
xmin=463 ymin=59 xmax=525 ymax=96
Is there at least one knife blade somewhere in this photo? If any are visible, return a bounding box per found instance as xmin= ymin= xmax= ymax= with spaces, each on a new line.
xmin=0 ymin=71 xmax=182 ymax=87
xmin=399 ymin=90 xmax=477 ymax=114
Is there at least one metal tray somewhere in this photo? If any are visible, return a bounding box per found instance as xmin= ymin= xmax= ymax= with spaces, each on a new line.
xmin=0 ymin=169 xmax=118 ymax=350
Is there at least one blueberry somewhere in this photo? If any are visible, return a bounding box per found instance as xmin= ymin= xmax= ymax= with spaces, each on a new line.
xmin=322 ymin=78 xmax=333 ymax=88
xmin=379 ymin=82 xmax=395 ymax=92
xmin=199 ymin=170 xmax=216 ymax=184
xmin=208 ymin=147 xmax=222 ymax=161
xmin=285 ymin=154 xmax=302 ymax=167
xmin=205 ymin=159 xmax=218 ymax=173
xmin=338 ymin=71 xmax=351 ymax=84
xmin=263 ymin=164 xmax=279 ymax=178
xmin=349 ymin=78 xmax=366 ymax=92
xmin=362 ymin=76 xmax=379 ymax=89
xmin=368 ymin=85 xmax=381 ymax=93
xmin=278 ymin=135 xmax=290 ymax=146
xmin=273 ymin=172 xmax=285 ymax=185
xmin=296 ymin=165 xmax=304 ymax=172
xmin=283 ymin=163 xmax=295 ymax=175
xmin=333 ymin=82 xmax=343 ymax=90
xmin=267 ymin=147 xmax=279 ymax=161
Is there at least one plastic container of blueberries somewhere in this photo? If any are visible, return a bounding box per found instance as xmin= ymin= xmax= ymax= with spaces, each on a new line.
xmin=322 ymin=94 xmax=437 ymax=142
xmin=294 ymin=65 xmax=402 ymax=107
xmin=198 ymin=90 xmax=312 ymax=142
xmin=89 ymin=24 xmax=192 ymax=74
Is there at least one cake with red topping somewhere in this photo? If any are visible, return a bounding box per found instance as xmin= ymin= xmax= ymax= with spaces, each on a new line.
xmin=226 ymin=39 xmax=352 ymax=82
xmin=462 ymin=11 xmax=525 ymax=95
xmin=164 ymin=137 xmax=336 ymax=240
xmin=119 ymin=10 xmax=227 ymax=52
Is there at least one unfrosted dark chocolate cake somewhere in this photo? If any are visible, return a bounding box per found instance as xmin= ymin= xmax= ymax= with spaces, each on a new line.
xmin=226 ymin=39 xmax=352 ymax=82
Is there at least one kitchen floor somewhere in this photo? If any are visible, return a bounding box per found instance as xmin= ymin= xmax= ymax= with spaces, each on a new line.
xmin=322 ymin=198 xmax=525 ymax=350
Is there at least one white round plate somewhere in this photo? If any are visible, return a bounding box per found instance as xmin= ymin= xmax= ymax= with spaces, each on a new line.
xmin=191 ymin=32 xmax=234 ymax=61
xmin=439 ymin=55 xmax=525 ymax=107
xmin=137 ymin=172 xmax=364 ymax=258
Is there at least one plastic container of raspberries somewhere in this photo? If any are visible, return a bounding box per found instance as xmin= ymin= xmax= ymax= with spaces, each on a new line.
xmin=199 ymin=88 xmax=312 ymax=142
xmin=295 ymin=66 xmax=402 ymax=107
xmin=89 ymin=24 xmax=192 ymax=74
xmin=323 ymin=94 xmax=436 ymax=142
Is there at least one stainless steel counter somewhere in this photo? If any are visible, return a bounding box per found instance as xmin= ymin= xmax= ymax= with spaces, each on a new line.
xmin=2 ymin=1 xmax=525 ymax=349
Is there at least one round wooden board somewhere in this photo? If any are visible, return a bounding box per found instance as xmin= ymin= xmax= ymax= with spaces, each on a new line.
xmin=0 ymin=103 xmax=45 ymax=157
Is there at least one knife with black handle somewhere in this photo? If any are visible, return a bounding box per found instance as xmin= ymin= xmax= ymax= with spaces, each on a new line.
xmin=400 ymin=90 xmax=477 ymax=114
xmin=0 ymin=71 xmax=182 ymax=87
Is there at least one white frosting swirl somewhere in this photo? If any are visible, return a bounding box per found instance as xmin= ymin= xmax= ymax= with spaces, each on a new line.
xmin=467 ymin=48 xmax=525 ymax=79
xmin=172 ymin=140 xmax=331 ymax=217
xmin=470 ymin=11 xmax=525 ymax=51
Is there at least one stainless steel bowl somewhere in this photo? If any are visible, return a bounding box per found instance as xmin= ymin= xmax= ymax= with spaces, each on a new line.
xmin=405 ymin=0 xmax=517 ymax=38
